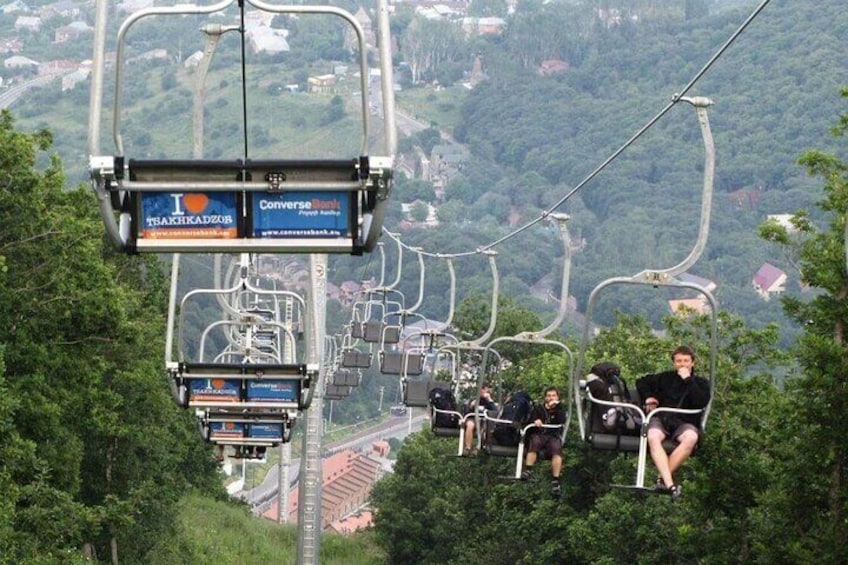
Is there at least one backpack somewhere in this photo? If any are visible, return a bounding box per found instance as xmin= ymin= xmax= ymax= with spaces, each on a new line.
xmin=586 ymin=362 xmax=642 ymax=435
xmin=428 ymin=387 xmax=460 ymax=428
xmin=492 ymin=390 xmax=533 ymax=447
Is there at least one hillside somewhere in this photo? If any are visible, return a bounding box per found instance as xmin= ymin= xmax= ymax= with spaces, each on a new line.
xmin=145 ymin=493 xmax=385 ymax=564
xmin=345 ymin=0 xmax=847 ymax=346
xmin=4 ymin=2 xmax=843 ymax=349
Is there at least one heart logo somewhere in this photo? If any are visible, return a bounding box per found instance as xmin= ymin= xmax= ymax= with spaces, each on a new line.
xmin=183 ymin=193 xmax=209 ymax=215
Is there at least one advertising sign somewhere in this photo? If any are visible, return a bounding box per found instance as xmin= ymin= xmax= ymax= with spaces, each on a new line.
xmin=139 ymin=192 xmax=238 ymax=239
xmin=210 ymin=421 xmax=245 ymax=439
xmin=248 ymin=423 xmax=284 ymax=439
xmin=251 ymin=191 xmax=350 ymax=238
xmin=246 ymin=379 xmax=298 ymax=401
xmin=189 ymin=378 xmax=241 ymax=402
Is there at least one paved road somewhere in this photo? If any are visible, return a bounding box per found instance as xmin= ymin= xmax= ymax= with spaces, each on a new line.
xmin=0 ymin=72 xmax=65 ymax=110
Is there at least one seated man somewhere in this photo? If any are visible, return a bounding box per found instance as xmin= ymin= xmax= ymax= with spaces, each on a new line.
xmin=636 ymin=345 xmax=711 ymax=500
xmin=463 ymin=383 xmax=497 ymax=455
xmin=520 ymin=386 xmax=567 ymax=499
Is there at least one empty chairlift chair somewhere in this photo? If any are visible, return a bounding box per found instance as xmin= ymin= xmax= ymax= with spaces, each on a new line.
xmin=88 ymin=0 xmax=396 ymax=256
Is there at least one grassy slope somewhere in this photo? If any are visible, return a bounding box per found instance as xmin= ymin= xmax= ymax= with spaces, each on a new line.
xmin=146 ymin=492 xmax=386 ymax=564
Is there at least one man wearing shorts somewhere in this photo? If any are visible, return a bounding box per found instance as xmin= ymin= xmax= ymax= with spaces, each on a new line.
xmin=520 ymin=387 xmax=567 ymax=499
xmin=636 ymin=345 xmax=711 ymax=500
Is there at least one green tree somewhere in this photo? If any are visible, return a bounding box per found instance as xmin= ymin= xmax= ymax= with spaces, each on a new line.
xmin=0 ymin=110 xmax=222 ymax=561
xmin=753 ymin=88 xmax=848 ymax=561
xmin=409 ymin=200 xmax=429 ymax=222
xmin=322 ymin=95 xmax=346 ymax=125
xmin=401 ymin=16 xmax=468 ymax=85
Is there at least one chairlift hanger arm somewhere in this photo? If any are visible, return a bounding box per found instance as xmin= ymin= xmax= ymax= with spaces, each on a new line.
xmin=89 ymin=0 xmax=396 ymax=255
xmin=406 ymin=248 xmax=426 ymax=314
xmin=109 ymin=1 xmax=373 ymax=157
xmin=574 ymin=97 xmax=718 ymax=442
xmin=460 ymin=250 xmax=500 ymax=348
xmin=477 ymin=335 xmax=574 ymax=443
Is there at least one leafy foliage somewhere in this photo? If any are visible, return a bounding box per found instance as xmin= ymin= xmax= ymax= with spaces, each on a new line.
xmin=0 ymin=110 xmax=222 ymax=561
xmin=370 ymin=91 xmax=848 ymax=564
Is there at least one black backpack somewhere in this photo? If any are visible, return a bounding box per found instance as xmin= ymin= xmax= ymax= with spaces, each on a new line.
xmin=586 ymin=362 xmax=641 ymax=435
xmin=492 ymin=390 xmax=533 ymax=447
xmin=428 ymin=387 xmax=460 ymax=428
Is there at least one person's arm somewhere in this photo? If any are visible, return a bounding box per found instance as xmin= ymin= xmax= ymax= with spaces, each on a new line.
xmin=636 ymin=373 xmax=660 ymax=406
xmin=554 ymin=403 xmax=567 ymax=425
xmin=685 ymin=375 xmax=711 ymax=408
xmin=529 ymin=404 xmax=544 ymax=426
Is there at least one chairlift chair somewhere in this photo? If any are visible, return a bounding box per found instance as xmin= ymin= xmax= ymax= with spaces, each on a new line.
xmin=88 ymin=0 xmax=396 ymax=255
xmin=573 ymin=96 xmax=718 ymax=492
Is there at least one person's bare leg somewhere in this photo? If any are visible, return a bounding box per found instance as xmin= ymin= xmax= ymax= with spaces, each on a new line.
xmin=648 ymin=427 xmax=673 ymax=487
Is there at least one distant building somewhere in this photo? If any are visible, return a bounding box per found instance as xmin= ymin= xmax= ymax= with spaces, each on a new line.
xmin=328 ymin=511 xmax=373 ymax=535
xmin=345 ymin=6 xmax=375 ymax=52
xmin=307 ymin=74 xmax=336 ymax=93
xmin=14 ymin=14 xmax=40 ymax=32
xmin=183 ymin=50 xmax=204 ymax=68
xmin=461 ymin=16 xmax=506 ymax=36
xmin=4 ymin=54 xmax=38 ymax=69
xmin=0 ymin=38 xmax=24 ymax=54
xmin=40 ymin=0 xmax=81 ymax=19
xmin=766 ymin=213 xmax=799 ymax=233
xmin=668 ymin=298 xmax=709 ymax=316
xmin=61 ymin=67 xmax=89 ymax=91
xmin=401 ymin=201 xmax=439 ymax=227
xmin=261 ymin=448 xmax=383 ymax=531
xmin=752 ymin=262 xmax=787 ymax=300
xmin=116 ymin=0 xmax=153 ymax=14
xmin=416 ymin=4 xmax=456 ymax=20
xmin=39 ymin=58 xmax=76 ymax=74
xmin=429 ymin=143 xmax=468 ymax=184
xmin=127 ymin=48 xmax=167 ymax=64
xmin=539 ymin=59 xmax=570 ymax=76
xmin=678 ymin=272 xmax=717 ymax=294
xmin=54 ymin=21 xmax=92 ymax=44
xmin=246 ymin=25 xmax=290 ymax=55
xmin=1 ymin=1 xmax=30 ymax=15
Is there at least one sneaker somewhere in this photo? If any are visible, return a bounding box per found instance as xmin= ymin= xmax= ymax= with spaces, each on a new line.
xmin=550 ymin=480 xmax=562 ymax=499
xmin=669 ymin=484 xmax=682 ymax=501
xmin=520 ymin=468 xmax=533 ymax=481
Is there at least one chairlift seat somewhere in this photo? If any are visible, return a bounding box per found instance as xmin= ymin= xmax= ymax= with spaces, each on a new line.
xmin=481 ymin=416 xmax=522 ymax=458
xmin=402 ymin=380 xmax=430 ymax=407
xmin=382 ymin=325 xmax=401 ymax=344
xmin=204 ymin=409 xmax=293 ymax=425
xmin=402 ymin=379 xmax=446 ymax=408
xmin=341 ymin=350 xmax=372 ymax=369
xmin=430 ymin=406 xmax=461 ymax=437
xmin=331 ymin=369 xmax=360 ymax=387
xmin=326 ymin=384 xmax=352 ymax=398
xmin=97 ymin=157 xmax=392 ymax=254
xmin=177 ymin=361 xmax=312 ymax=410
xmin=362 ymin=321 xmax=385 ymax=343
xmin=380 ymin=352 xmax=425 ymax=375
